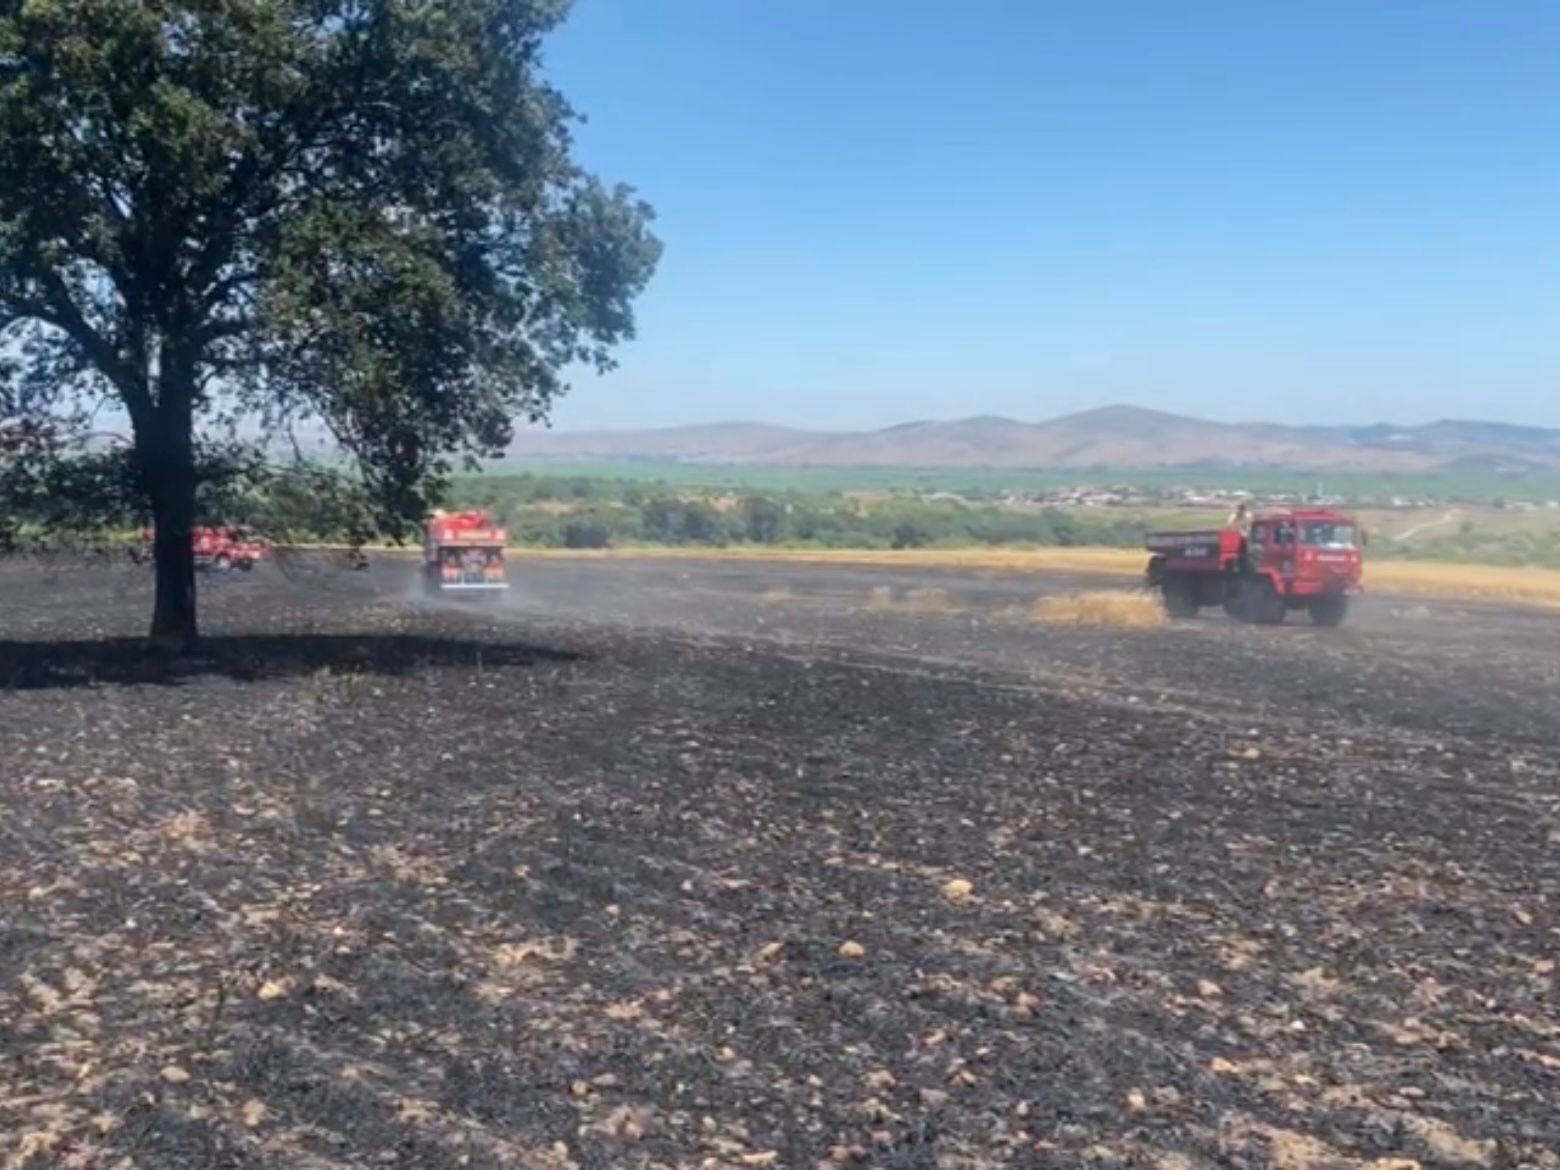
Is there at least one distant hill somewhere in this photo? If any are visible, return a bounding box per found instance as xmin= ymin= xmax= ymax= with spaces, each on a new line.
xmin=505 ymin=405 xmax=1560 ymax=474
xmin=496 ymin=421 xmax=819 ymax=463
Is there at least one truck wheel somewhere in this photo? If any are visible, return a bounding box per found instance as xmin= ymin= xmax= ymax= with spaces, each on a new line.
xmin=1162 ymin=577 xmax=1199 ymax=619
xmin=1250 ymin=580 xmax=1286 ymax=625
xmin=212 ymin=554 xmax=232 ymax=573
xmin=1308 ymin=594 xmax=1349 ymax=627
xmin=237 ymin=558 xmax=254 ymax=572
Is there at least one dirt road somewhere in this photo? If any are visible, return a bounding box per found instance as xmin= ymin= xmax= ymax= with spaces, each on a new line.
xmin=1 ymin=554 xmax=1555 ymax=1169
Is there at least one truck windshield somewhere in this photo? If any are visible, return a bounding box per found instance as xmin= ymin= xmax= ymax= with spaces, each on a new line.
xmin=1301 ymin=522 xmax=1356 ymax=548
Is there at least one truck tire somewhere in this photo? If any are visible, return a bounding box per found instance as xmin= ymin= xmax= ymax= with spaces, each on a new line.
xmin=1219 ymin=565 xmax=1243 ymax=618
xmin=1308 ymin=594 xmax=1349 ymax=627
xmin=1162 ymin=576 xmax=1199 ymax=619
xmin=1250 ymin=579 xmax=1286 ymax=625
xmin=237 ymin=558 xmax=254 ymax=572
xmin=212 ymin=553 xmax=232 ymax=573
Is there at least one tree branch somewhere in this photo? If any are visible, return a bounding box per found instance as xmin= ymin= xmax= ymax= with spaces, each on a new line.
xmin=29 ymin=268 xmax=153 ymax=431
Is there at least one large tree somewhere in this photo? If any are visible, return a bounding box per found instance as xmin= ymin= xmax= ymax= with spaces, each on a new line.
xmin=0 ymin=0 xmax=659 ymax=649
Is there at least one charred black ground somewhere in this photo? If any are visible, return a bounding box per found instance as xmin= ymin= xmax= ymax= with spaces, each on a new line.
xmin=1 ymin=555 xmax=1556 ymax=1169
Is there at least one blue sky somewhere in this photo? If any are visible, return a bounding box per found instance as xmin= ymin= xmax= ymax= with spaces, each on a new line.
xmin=544 ymin=1 xmax=1560 ymax=431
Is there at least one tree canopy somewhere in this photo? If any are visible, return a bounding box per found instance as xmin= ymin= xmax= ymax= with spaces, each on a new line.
xmin=0 ymin=0 xmax=660 ymax=648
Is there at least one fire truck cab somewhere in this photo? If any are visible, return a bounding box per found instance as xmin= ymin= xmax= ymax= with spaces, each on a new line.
xmin=1145 ymin=507 xmax=1363 ymax=626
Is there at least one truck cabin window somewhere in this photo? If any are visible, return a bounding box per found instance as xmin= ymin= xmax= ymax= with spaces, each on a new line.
xmin=1301 ymin=522 xmax=1356 ymax=548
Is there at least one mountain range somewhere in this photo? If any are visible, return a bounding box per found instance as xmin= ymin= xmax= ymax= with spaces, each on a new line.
xmin=506 ymin=405 xmax=1560 ymax=475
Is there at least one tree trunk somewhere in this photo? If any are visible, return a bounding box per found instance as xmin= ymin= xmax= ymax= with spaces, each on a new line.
xmin=148 ymin=461 xmax=198 ymax=653
xmin=140 ymin=356 xmax=200 ymax=654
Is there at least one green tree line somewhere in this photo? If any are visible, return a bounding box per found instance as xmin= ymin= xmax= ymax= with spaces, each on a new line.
xmin=445 ymin=475 xmax=1151 ymax=550
xmin=11 ymin=460 xmax=1560 ymax=568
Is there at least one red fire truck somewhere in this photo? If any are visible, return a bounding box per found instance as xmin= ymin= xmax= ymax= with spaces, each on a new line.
xmin=422 ymin=510 xmax=509 ymax=598
xmin=194 ymin=526 xmax=267 ymax=572
xmin=1145 ymin=507 xmax=1363 ymax=626
xmin=139 ymin=525 xmax=267 ymax=571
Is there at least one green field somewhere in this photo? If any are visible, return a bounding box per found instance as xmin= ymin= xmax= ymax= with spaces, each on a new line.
xmin=485 ymin=458 xmax=1560 ymax=505
xmin=446 ymin=463 xmax=1560 ymax=570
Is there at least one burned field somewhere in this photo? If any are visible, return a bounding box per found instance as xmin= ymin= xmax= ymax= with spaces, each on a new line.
xmin=1 ymin=558 xmax=1556 ymax=1169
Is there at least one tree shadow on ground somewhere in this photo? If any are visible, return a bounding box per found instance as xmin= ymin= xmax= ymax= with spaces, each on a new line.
xmin=0 ymin=633 xmax=582 ymax=691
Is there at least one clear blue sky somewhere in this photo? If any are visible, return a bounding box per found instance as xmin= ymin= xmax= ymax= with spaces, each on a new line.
xmin=544 ymin=1 xmax=1560 ymax=431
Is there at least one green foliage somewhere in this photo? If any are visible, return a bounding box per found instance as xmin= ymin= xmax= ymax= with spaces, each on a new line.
xmin=1373 ymin=525 xmax=1560 ymax=569
xmin=560 ymin=515 xmax=612 ymax=550
xmin=738 ymin=495 xmax=785 ymax=544
xmin=0 ymin=433 xmax=141 ymax=545
xmin=20 ymin=459 xmax=1555 ymax=569
xmin=438 ymin=474 xmax=1154 ymax=552
xmin=638 ymin=496 xmax=728 ymax=546
xmin=0 ymin=423 xmax=273 ymax=544
xmin=222 ymin=461 xmax=381 ymax=546
xmin=488 ymin=458 xmax=1560 ymax=507
xmin=0 ymin=0 xmax=659 ymax=642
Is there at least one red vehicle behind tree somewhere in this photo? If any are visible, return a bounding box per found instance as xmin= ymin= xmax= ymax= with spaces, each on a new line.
xmin=1145 ymin=507 xmax=1363 ymax=626
xmin=194 ymin=526 xmax=266 ymax=572
xmin=140 ymin=526 xmax=267 ymax=572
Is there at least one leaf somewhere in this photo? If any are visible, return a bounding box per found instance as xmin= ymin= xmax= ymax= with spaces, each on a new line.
xmin=397 ymin=1098 xmax=434 ymax=1123
xmin=256 ymin=979 xmax=291 ymax=1002
xmin=589 ymin=1104 xmax=651 ymax=1141
xmin=941 ymin=877 xmax=974 ymax=903
xmin=1012 ymin=991 xmax=1042 ymax=1017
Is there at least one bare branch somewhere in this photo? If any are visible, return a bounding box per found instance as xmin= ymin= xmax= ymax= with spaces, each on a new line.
xmin=30 ymin=268 xmax=151 ymax=429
